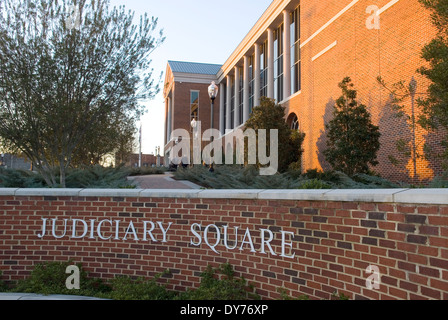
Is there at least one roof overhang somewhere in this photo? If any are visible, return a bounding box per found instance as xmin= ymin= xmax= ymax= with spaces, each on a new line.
xmin=217 ymin=0 xmax=294 ymax=83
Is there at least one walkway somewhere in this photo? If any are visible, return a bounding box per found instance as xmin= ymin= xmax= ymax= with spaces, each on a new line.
xmin=127 ymin=172 xmax=202 ymax=190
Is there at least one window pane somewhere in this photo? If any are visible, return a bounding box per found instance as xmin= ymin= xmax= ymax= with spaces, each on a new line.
xmin=295 ymin=42 xmax=300 ymax=63
xmin=190 ymin=91 xmax=199 ymax=120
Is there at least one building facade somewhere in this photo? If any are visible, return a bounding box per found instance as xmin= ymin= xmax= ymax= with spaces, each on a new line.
xmin=163 ymin=61 xmax=222 ymax=166
xmin=164 ymin=0 xmax=442 ymax=182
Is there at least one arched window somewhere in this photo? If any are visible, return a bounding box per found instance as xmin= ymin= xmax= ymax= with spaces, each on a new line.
xmin=287 ymin=113 xmax=299 ymax=130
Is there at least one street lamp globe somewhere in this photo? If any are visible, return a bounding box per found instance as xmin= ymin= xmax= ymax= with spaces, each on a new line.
xmin=208 ymin=81 xmax=218 ymax=100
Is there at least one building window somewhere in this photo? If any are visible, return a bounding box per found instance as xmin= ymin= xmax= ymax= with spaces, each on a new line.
xmin=238 ymin=66 xmax=244 ymax=126
xmin=274 ymin=24 xmax=284 ymax=103
xmin=290 ymin=7 xmax=301 ymax=94
xmin=289 ymin=113 xmax=299 ymax=130
xmin=249 ymin=54 xmax=255 ymax=113
xmin=260 ymin=41 xmax=268 ymax=98
xmin=223 ymin=84 xmax=227 ymax=130
xmin=190 ymin=90 xmax=199 ymax=121
xmin=230 ymin=76 xmax=235 ymax=129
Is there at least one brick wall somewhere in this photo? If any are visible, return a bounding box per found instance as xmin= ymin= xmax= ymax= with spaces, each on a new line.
xmin=285 ymin=0 xmax=443 ymax=183
xmin=1 ymin=188 xmax=447 ymax=300
xmin=173 ymin=82 xmax=221 ymax=134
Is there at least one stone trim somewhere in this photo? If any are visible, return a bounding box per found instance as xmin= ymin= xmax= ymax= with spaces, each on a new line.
xmin=1 ymin=188 xmax=447 ymax=204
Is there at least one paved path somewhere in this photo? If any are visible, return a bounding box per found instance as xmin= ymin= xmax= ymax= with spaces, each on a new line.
xmin=128 ymin=172 xmax=202 ymax=190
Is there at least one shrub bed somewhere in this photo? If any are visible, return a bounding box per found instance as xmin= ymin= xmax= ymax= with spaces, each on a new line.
xmin=172 ymin=165 xmax=410 ymax=189
xmin=0 ymin=261 xmax=261 ymax=300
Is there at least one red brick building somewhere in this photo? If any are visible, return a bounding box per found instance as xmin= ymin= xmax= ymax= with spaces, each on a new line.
xmin=126 ymin=153 xmax=164 ymax=168
xmin=164 ymin=0 xmax=443 ymax=182
xmin=163 ymin=61 xmax=222 ymax=166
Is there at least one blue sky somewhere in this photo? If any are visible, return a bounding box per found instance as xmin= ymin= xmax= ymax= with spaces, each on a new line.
xmin=108 ymin=0 xmax=273 ymax=155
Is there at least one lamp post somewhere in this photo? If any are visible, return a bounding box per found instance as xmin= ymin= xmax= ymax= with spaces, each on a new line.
xmin=409 ymin=77 xmax=417 ymax=180
xmin=208 ymin=81 xmax=219 ymax=172
xmin=208 ymin=81 xmax=219 ymax=130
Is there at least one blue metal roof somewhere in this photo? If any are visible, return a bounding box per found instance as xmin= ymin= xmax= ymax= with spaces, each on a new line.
xmin=168 ymin=60 xmax=222 ymax=75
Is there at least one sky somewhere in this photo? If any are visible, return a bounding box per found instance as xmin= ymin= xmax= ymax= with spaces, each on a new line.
xmin=108 ymin=0 xmax=273 ymax=155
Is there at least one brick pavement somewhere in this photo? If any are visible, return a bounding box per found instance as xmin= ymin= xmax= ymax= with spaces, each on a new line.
xmin=128 ymin=173 xmax=201 ymax=189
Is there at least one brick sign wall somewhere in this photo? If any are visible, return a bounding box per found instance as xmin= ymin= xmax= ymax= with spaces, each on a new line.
xmin=0 ymin=188 xmax=447 ymax=300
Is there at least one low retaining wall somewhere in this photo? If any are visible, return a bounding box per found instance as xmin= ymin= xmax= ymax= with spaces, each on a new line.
xmin=1 ymin=188 xmax=447 ymax=300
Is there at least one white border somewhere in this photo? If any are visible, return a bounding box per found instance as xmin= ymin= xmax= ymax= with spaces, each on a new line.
xmin=2 ymin=188 xmax=448 ymax=204
xmin=312 ymin=41 xmax=338 ymax=61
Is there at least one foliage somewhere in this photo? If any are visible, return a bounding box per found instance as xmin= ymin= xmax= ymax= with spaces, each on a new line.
xmin=244 ymin=97 xmax=306 ymax=173
xmin=11 ymin=261 xmax=110 ymax=297
xmin=71 ymin=114 xmax=138 ymax=167
xmin=297 ymin=179 xmax=331 ymax=189
xmin=0 ymin=165 xmax=136 ymax=188
xmin=174 ymin=165 xmax=403 ymax=189
xmin=0 ymin=167 xmax=46 ymax=188
xmin=417 ymin=0 xmax=448 ymax=167
xmin=179 ymin=263 xmax=260 ymax=300
xmin=278 ymin=288 xmax=310 ymax=300
xmin=428 ymin=172 xmax=448 ymax=188
xmin=324 ymin=77 xmax=381 ymax=176
xmin=64 ymin=165 xmax=135 ymax=188
xmin=0 ymin=271 xmax=7 ymax=292
xmin=127 ymin=167 xmax=166 ymax=176
xmin=105 ymin=272 xmax=176 ymax=300
xmin=0 ymin=0 xmax=165 ymax=187
xmin=2 ymin=262 xmax=260 ymax=300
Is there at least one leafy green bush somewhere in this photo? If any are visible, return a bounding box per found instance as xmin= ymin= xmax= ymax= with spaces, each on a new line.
xmin=64 ymin=165 xmax=135 ymax=189
xmin=105 ymin=272 xmax=176 ymax=300
xmin=3 ymin=262 xmax=259 ymax=300
xmin=324 ymin=77 xmax=381 ymax=176
xmin=244 ymin=97 xmax=305 ymax=173
xmin=297 ymin=179 xmax=331 ymax=189
xmin=428 ymin=173 xmax=448 ymax=188
xmin=173 ymin=165 xmax=403 ymax=189
xmin=0 ymin=165 xmax=136 ymax=189
xmin=0 ymin=271 xmax=8 ymax=292
xmin=12 ymin=261 xmax=110 ymax=297
xmin=127 ymin=167 xmax=166 ymax=176
xmin=0 ymin=168 xmax=46 ymax=188
xmin=179 ymin=263 xmax=260 ymax=300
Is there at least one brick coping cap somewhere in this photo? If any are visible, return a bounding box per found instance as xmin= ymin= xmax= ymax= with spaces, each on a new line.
xmin=1 ymin=188 xmax=448 ymax=204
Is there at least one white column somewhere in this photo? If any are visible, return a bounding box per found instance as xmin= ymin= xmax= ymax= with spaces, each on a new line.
xmin=166 ymin=97 xmax=171 ymax=142
xmin=243 ymin=56 xmax=250 ymax=123
xmin=226 ymin=75 xmax=232 ymax=131
xmin=254 ymin=43 xmax=261 ymax=106
xmin=219 ymin=82 xmax=225 ymax=134
xmin=165 ymin=98 xmax=169 ymax=144
xmin=267 ymin=28 xmax=274 ymax=99
xmin=283 ymin=10 xmax=291 ymax=100
xmin=234 ymin=66 xmax=240 ymax=128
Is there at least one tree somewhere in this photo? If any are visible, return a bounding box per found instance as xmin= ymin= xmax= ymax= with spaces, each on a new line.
xmin=324 ymin=77 xmax=381 ymax=176
xmin=417 ymin=0 xmax=448 ymax=167
xmin=0 ymin=0 xmax=164 ymax=187
xmin=70 ymin=111 xmax=138 ymax=166
xmin=244 ymin=97 xmax=305 ymax=173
